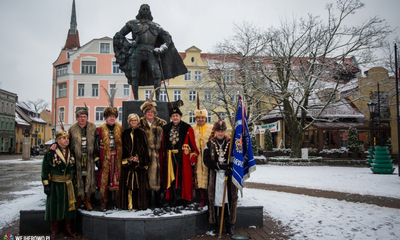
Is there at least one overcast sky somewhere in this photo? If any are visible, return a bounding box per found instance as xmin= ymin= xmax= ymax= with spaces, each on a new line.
xmin=0 ymin=0 xmax=398 ymax=107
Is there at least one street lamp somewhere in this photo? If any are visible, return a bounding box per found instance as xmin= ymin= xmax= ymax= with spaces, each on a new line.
xmin=367 ymin=102 xmax=377 ymax=149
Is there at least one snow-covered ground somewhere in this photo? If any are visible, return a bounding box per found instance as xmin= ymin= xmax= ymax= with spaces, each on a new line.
xmin=240 ymin=165 xmax=400 ymax=239
xmin=1 ymin=159 xmax=400 ymax=239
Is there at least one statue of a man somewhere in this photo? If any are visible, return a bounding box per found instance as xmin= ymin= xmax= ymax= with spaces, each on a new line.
xmin=113 ymin=4 xmax=187 ymax=100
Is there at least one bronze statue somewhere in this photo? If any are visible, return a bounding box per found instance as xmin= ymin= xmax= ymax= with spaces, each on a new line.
xmin=113 ymin=4 xmax=187 ymax=100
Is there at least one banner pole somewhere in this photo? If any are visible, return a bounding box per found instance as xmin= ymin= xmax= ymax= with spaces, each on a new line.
xmin=218 ymin=94 xmax=240 ymax=238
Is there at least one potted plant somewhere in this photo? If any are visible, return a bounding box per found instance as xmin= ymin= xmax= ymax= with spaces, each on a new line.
xmin=263 ymin=129 xmax=274 ymax=157
xmin=319 ymin=149 xmax=330 ymax=158
xmin=329 ymin=149 xmax=339 ymax=158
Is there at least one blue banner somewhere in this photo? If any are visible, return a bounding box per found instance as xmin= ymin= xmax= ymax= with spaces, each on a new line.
xmin=232 ymin=96 xmax=256 ymax=197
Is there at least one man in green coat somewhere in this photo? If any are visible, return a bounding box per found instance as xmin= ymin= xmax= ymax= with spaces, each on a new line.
xmin=42 ymin=129 xmax=77 ymax=240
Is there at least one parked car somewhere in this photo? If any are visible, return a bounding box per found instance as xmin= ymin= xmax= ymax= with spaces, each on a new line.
xmin=32 ymin=146 xmax=40 ymax=156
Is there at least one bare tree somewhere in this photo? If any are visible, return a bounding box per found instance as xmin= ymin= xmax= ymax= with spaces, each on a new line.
xmin=26 ymin=99 xmax=49 ymax=113
xmin=260 ymin=0 xmax=393 ymax=157
xmin=192 ymin=22 xmax=272 ymax=126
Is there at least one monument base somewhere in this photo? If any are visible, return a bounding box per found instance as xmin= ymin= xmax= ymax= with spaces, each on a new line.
xmin=20 ymin=205 xmax=263 ymax=239
xmin=122 ymin=100 xmax=170 ymax=129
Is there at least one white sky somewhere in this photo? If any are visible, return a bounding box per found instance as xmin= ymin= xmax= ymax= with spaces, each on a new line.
xmin=0 ymin=0 xmax=398 ymax=107
xmin=0 ymin=158 xmax=399 ymax=239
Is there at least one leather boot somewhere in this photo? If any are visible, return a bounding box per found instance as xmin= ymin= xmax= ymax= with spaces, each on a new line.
xmin=113 ymin=190 xmax=119 ymax=209
xmin=84 ymin=196 xmax=93 ymax=211
xmin=50 ymin=221 xmax=60 ymax=240
xmin=198 ymin=189 xmax=207 ymax=207
xmin=64 ymin=219 xmax=76 ymax=237
xmin=226 ymin=222 xmax=235 ymax=236
xmin=76 ymin=196 xmax=82 ymax=209
xmin=101 ymin=190 xmax=109 ymax=211
xmin=212 ymin=223 xmax=219 ymax=235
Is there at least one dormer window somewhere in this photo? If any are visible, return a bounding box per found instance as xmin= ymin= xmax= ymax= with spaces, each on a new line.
xmin=100 ymin=43 xmax=110 ymax=53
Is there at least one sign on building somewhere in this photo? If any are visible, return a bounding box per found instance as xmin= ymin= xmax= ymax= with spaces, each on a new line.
xmin=254 ymin=121 xmax=280 ymax=134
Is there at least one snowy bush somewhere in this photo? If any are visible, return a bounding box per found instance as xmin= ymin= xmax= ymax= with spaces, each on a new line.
xmin=249 ymin=132 xmax=259 ymax=156
xmin=273 ymin=148 xmax=292 ymax=154
xmin=346 ymin=127 xmax=360 ymax=153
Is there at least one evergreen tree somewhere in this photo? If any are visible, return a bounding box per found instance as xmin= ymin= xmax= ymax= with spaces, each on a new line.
xmin=346 ymin=127 xmax=359 ymax=153
xmin=264 ymin=129 xmax=273 ymax=151
xmin=250 ymin=132 xmax=259 ymax=156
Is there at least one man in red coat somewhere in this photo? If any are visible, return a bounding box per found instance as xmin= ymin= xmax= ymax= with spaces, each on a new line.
xmin=160 ymin=107 xmax=199 ymax=207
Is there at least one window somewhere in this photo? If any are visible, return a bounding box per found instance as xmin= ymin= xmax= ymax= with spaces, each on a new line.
xmin=56 ymin=65 xmax=68 ymax=76
xmin=160 ymin=90 xmax=167 ymax=102
xmin=124 ymin=85 xmax=130 ymax=97
xmin=194 ymin=71 xmax=202 ymax=81
xmin=118 ymin=107 xmax=123 ymax=120
xmin=189 ymin=90 xmax=197 ymax=102
xmin=81 ymin=61 xmax=96 ymax=74
xmin=58 ymin=83 xmax=67 ymax=98
xmin=92 ymin=84 xmax=98 ymax=97
xmin=113 ymin=61 xmax=123 ymax=74
xmin=145 ymin=90 xmax=152 ymax=100
xmin=59 ymin=107 xmax=65 ymax=122
xmin=100 ymin=43 xmax=110 ymax=53
xmin=173 ymin=90 xmax=181 ymax=101
xmin=204 ymin=91 xmax=211 ymax=102
xmin=78 ymin=84 xmax=85 ymax=97
xmin=110 ymin=84 xmax=117 ymax=94
xmin=95 ymin=107 xmax=105 ymax=121
xmin=207 ymin=112 xmax=212 ymax=123
xmin=224 ymin=71 xmax=232 ymax=83
xmin=189 ymin=112 xmax=195 ymax=124
xmin=184 ymin=71 xmax=192 ymax=81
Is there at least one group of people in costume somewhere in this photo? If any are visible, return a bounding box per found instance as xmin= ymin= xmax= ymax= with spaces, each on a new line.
xmin=41 ymin=88 xmax=237 ymax=238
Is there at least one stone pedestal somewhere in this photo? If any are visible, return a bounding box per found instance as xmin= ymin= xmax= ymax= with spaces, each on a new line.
xmin=122 ymin=101 xmax=170 ymax=129
xmin=22 ymin=137 xmax=31 ymax=160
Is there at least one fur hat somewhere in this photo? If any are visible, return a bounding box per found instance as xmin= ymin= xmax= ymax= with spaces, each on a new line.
xmin=75 ymin=103 xmax=88 ymax=118
xmin=212 ymin=110 xmax=227 ymax=131
xmin=102 ymin=84 xmax=118 ymax=119
xmin=56 ymin=117 xmax=69 ymax=139
xmin=140 ymin=88 xmax=158 ymax=115
xmin=195 ymin=92 xmax=208 ymax=118
xmin=169 ymin=107 xmax=182 ymax=116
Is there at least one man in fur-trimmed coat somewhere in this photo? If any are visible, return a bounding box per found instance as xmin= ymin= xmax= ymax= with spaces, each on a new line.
xmin=95 ymin=106 xmax=123 ymax=211
xmin=203 ymin=118 xmax=238 ymax=236
xmin=138 ymin=99 xmax=166 ymax=207
xmin=192 ymin=108 xmax=213 ymax=207
xmin=68 ymin=107 xmax=100 ymax=211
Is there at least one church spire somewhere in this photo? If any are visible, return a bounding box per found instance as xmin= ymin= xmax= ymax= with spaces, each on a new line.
xmin=63 ymin=0 xmax=80 ymax=50
xmin=69 ymin=0 xmax=77 ymax=34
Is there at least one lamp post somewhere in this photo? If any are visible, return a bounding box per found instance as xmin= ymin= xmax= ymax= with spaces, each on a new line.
xmin=368 ymin=102 xmax=377 ymax=150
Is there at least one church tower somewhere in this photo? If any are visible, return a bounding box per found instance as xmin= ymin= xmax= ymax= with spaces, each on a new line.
xmin=63 ymin=0 xmax=80 ymax=50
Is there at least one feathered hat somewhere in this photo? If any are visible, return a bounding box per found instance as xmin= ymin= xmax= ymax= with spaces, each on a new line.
xmin=168 ymin=99 xmax=184 ymax=116
xmin=211 ymin=110 xmax=227 ymax=131
xmin=75 ymin=103 xmax=88 ymax=118
xmin=56 ymin=116 xmax=69 ymax=139
xmin=195 ymin=93 xmax=207 ymax=118
xmin=102 ymin=85 xmax=118 ymax=118
xmin=140 ymin=87 xmax=159 ymax=115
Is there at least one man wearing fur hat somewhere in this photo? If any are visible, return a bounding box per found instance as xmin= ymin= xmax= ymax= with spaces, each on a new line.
xmin=160 ymin=106 xmax=199 ymax=207
xmin=42 ymin=129 xmax=77 ymax=239
xmin=203 ymin=116 xmax=238 ymax=236
xmin=192 ymin=101 xmax=213 ymax=207
xmin=68 ymin=106 xmax=100 ymax=211
xmin=95 ymin=105 xmax=123 ymax=211
xmin=138 ymin=91 xmax=167 ymax=208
